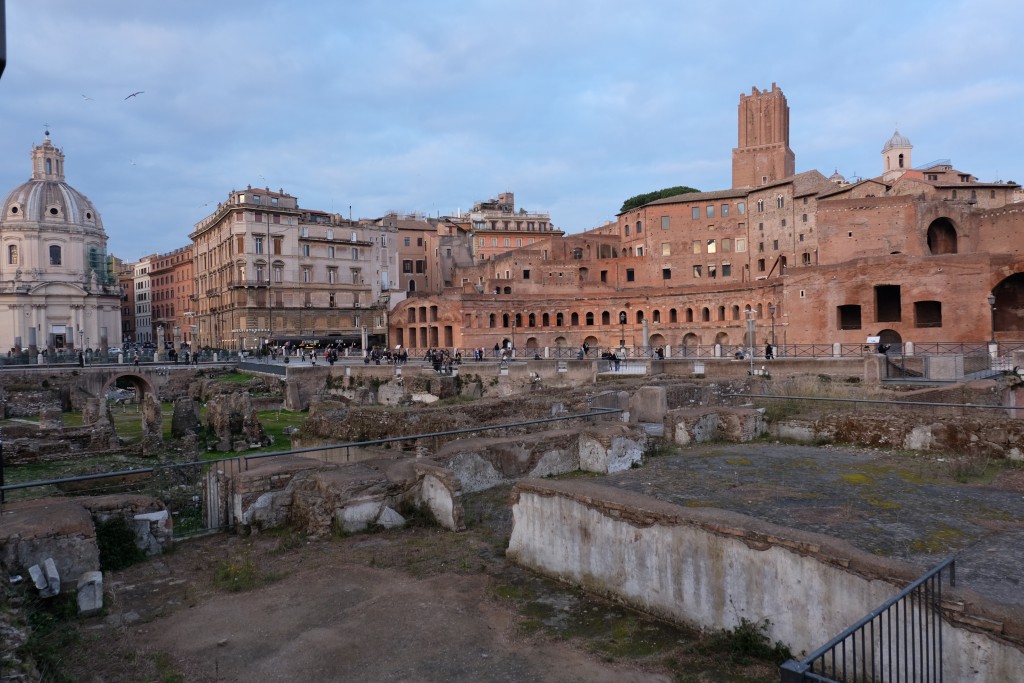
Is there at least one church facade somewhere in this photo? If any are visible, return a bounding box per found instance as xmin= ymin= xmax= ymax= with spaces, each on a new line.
xmin=389 ymin=85 xmax=1024 ymax=355
xmin=0 ymin=135 xmax=121 ymax=355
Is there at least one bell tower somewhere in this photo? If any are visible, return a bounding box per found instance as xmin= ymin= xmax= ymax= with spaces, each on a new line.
xmin=732 ymin=83 xmax=795 ymax=188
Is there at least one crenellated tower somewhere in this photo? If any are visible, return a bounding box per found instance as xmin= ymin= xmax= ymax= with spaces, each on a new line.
xmin=731 ymin=83 xmax=795 ymax=188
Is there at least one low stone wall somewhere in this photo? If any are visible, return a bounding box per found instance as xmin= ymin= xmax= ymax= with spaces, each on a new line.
xmin=667 ymin=407 xmax=766 ymax=444
xmin=660 ymin=357 xmax=871 ymax=382
xmin=507 ymin=479 xmax=1024 ymax=682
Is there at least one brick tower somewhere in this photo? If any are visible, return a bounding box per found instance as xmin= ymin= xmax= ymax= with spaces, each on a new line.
xmin=732 ymin=83 xmax=796 ymax=188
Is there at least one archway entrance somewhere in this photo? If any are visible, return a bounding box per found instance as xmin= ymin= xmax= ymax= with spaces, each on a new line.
xmin=877 ymin=329 xmax=903 ymax=348
xmin=681 ymin=333 xmax=700 ymax=357
xmin=100 ymin=373 xmax=161 ymax=446
xmin=649 ymin=333 xmax=666 ymax=347
xmin=926 ymin=218 xmax=958 ymax=255
xmin=992 ymin=273 xmax=1024 ymax=336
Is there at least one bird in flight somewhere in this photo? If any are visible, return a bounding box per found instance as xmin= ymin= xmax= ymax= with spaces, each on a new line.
xmin=125 ymin=91 xmax=144 ymax=100
xmin=81 ymin=94 xmax=94 ymax=101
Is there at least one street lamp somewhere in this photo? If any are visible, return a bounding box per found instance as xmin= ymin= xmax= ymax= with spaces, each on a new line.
xmin=768 ymin=302 xmax=776 ymax=348
xmin=745 ymin=308 xmax=755 ymax=376
xmin=987 ymin=294 xmax=996 ymax=344
xmin=511 ymin=319 xmax=517 ymax=357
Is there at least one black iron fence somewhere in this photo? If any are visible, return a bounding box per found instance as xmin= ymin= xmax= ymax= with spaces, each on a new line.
xmin=780 ymin=557 xmax=955 ymax=682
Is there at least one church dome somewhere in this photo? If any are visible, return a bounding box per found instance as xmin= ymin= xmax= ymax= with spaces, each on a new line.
xmin=0 ymin=133 xmax=104 ymax=234
xmin=828 ymin=169 xmax=847 ymax=185
xmin=882 ymin=129 xmax=912 ymax=154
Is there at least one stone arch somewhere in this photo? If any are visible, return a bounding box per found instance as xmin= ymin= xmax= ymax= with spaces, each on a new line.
xmin=927 ymin=218 xmax=958 ymax=255
xmin=992 ymin=273 xmax=1024 ymax=334
xmin=649 ymin=333 xmax=666 ymax=347
xmin=877 ymin=328 xmax=903 ymax=347
xmin=681 ymin=333 xmax=700 ymax=356
xmin=553 ymin=336 xmax=567 ymax=348
xmin=715 ymin=332 xmax=730 ymax=346
xmin=583 ymin=335 xmax=599 ymax=349
xmin=525 ymin=337 xmax=539 ymax=349
xmin=99 ymin=372 xmax=161 ymax=445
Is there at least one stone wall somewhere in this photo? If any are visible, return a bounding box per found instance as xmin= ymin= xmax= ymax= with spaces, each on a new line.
xmin=507 ymin=479 xmax=1024 ymax=683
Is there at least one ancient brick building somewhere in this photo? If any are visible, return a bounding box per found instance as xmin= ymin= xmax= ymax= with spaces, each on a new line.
xmin=389 ymin=85 xmax=1024 ymax=355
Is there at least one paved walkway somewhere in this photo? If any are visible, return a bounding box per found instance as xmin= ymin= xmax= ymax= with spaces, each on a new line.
xmin=597 ymin=443 xmax=1024 ymax=607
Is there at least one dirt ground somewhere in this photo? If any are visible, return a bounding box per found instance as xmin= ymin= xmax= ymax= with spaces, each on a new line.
xmin=57 ymin=487 xmax=781 ymax=683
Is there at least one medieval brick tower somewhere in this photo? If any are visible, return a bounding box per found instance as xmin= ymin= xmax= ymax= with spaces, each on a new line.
xmin=731 ymin=83 xmax=796 ymax=188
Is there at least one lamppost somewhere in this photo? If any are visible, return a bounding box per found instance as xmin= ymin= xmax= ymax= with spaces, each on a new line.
xmin=745 ymin=308 xmax=755 ymax=376
xmin=768 ymin=302 xmax=776 ymax=348
xmin=511 ymin=319 xmax=516 ymax=358
xmin=987 ymin=294 xmax=996 ymax=345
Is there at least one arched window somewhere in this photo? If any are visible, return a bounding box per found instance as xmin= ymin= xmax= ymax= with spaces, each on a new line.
xmin=570 ymin=312 xmax=580 ymax=326
xmin=515 ymin=313 xmax=523 ymax=327
xmin=602 ymin=311 xmax=610 ymax=325
xmin=653 ymin=310 xmax=661 ymax=323
xmin=776 ymin=195 xmax=784 ymax=208
xmin=502 ymin=314 xmax=510 ymax=327
xmin=503 ymin=286 xmax=512 ymax=294
xmin=718 ymin=305 xmax=726 ymax=321
xmin=556 ymin=312 xmax=564 ymax=326
xmin=542 ymin=313 xmax=550 ymax=326
xmin=7 ymin=244 xmax=17 ymax=265
xmin=635 ymin=310 xmax=644 ymax=324
xmin=488 ymin=314 xmax=496 ymax=328
xmin=528 ymin=313 xmax=536 ymax=327
xmin=732 ymin=305 xmax=740 ymax=320
xmin=757 ymin=199 xmax=764 ymax=212
xmin=636 ymin=221 xmax=642 ymax=234
xmin=49 ymin=245 xmax=62 ymax=266
xmin=585 ymin=312 xmax=594 ymax=325
xmin=408 ymin=280 xmax=416 ymax=292
xmin=669 ymin=308 xmax=678 ymax=323
xmin=701 ymin=307 xmax=710 ymax=322
xmin=898 ymin=153 xmax=904 ymax=169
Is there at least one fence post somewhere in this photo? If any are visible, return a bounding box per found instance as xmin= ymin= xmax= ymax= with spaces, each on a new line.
xmin=778 ymin=660 xmax=806 ymax=682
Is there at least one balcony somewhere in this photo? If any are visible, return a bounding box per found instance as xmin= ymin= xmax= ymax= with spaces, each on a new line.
xmin=228 ymin=279 xmax=271 ymax=289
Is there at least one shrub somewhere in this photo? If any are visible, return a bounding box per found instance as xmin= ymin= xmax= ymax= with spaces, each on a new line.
xmin=95 ymin=516 xmax=146 ymax=571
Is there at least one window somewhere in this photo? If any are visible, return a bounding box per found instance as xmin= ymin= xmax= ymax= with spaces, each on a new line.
xmin=517 ymin=239 xmax=522 ymax=247
xmin=838 ymin=305 xmax=862 ymax=330
xmin=802 ymin=213 xmax=808 ymax=223
xmin=585 ymin=312 xmax=594 ymax=326
xmin=799 ymin=234 xmax=805 ymax=242
xmin=772 ymin=240 xmax=779 ymax=250
xmin=722 ymin=238 xmax=732 ymax=253
xmin=273 ymin=237 xmax=283 ymax=255
xmin=914 ymin=301 xmax=943 ymax=328
xmin=661 ymin=215 xmax=670 ymax=229
xmin=417 ymin=238 xmax=424 ymax=247
xmin=300 ymin=226 xmax=308 ymax=237
xmin=706 ymin=205 xmax=715 ymax=218
xmin=404 ymin=237 xmax=411 ymax=247
xmin=776 ymin=195 xmax=784 ymax=208
xmin=328 ymin=269 xmax=337 ymax=284
xmin=636 ymin=221 xmax=643 ymax=234
xmin=707 ymin=239 xmax=716 ymax=254
xmin=571 ymin=312 xmax=580 ymax=326
xmin=691 ymin=207 xmax=700 ymax=220
xmin=7 ymin=244 xmax=16 ymax=265
xmin=624 ymin=224 xmax=630 ymax=236
xmin=662 ymin=242 xmax=671 ymax=256
xmin=757 ymin=199 xmax=764 ymax=212
xmin=49 ymin=245 xmax=62 ymax=265
xmin=255 ymin=211 xmax=263 ymax=223
xmin=523 ymin=269 xmax=530 ymax=280
xmin=692 ymin=240 xmax=701 ymax=254
xmin=271 ymin=196 xmax=278 ymax=205
xmin=737 ymin=201 xmax=746 ymax=215
xmin=402 ymin=259 xmax=413 ymax=273
xmin=254 ymin=236 xmax=264 ymax=254
xmin=721 ymin=204 xmax=729 ymax=217
xmin=802 ymin=252 xmax=811 ymax=265
xmin=757 ymin=259 xmax=765 ymax=272
xmin=758 ymin=242 xmax=764 ymax=253
xmin=722 ymin=263 xmax=731 ymax=277
xmin=328 ymin=245 xmax=335 ymax=258
xmin=636 ymin=246 xmax=643 ymax=256
xmin=600 ymin=270 xmax=608 ymax=283
xmin=708 ymin=265 xmax=717 ymax=279
xmin=504 ymin=238 xmax=510 ymax=247
xmin=302 ymin=268 xmax=311 ymax=283
xmin=693 ymin=265 xmax=702 ymax=278
xmin=736 ymin=238 xmax=746 ymax=252
xmin=491 ymin=238 xmax=498 ymax=247
xmin=875 ymin=285 xmax=902 ymax=322
xmin=626 ymin=268 xmax=635 ymax=282
xmin=352 ymin=247 xmax=359 ymax=260
xmin=415 ymin=260 xmax=425 ymax=274
xmin=662 ymin=268 xmax=671 ymax=280
xmin=302 ymin=244 xmax=310 ymax=257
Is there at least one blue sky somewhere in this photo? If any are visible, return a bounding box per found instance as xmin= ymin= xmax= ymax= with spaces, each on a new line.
xmin=1 ymin=0 xmax=1022 ymax=261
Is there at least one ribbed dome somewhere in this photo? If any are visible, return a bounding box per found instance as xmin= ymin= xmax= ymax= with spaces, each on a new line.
xmin=828 ymin=169 xmax=846 ymax=184
xmin=882 ymin=129 xmax=912 ymax=154
xmin=0 ymin=134 xmax=104 ymax=232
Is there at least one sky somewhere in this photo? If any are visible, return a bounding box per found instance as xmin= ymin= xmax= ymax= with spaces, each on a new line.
xmin=1 ymin=0 xmax=1022 ymax=261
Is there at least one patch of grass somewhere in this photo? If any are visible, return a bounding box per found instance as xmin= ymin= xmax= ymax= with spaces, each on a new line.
xmin=212 ymin=553 xmax=282 ymax=592
xmin=909 ymin=525 xmax=969 ymax=554
xmin=693 ymin=618 xmax=792 ymax=666
xmin=216 ymin=370 xmax=255 ymax=384
xmin=23 ymin=590 xmax=81 ymax=683
xmin=947 ymin=455 xmax=996 ymax=483
xmin=152 ymin=652 xmax=185 ymax=683
xmin=840 ymin=472 xmax=873 ymax=486
xmin=644 ymin=440 xmax=677 ymax=459
xmin=862 ymin=494 xmax=901 ymax=510
xmin=725 ymin=457 xmax=752 ymax=466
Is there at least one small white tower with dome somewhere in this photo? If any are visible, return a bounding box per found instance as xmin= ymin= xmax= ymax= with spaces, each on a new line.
xmin=882 ymin=129 xmax=913 ymax=183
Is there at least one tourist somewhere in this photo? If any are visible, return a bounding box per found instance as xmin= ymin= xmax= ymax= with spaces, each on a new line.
xmin=765 ymin=343 xmax=774 ymax=360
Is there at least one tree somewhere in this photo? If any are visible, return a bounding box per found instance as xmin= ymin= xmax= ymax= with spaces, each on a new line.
xmin=619 ymin=186 xmax=700 ymax=213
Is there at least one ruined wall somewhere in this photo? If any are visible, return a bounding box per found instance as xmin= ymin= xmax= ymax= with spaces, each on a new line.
xmin=507 ymin=480 xmax=1024 ymax=683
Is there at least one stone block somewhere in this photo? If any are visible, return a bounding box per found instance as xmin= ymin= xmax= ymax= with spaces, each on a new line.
xmin=336 ymin=500 xmax=383 ymax=533
xmin=375 ymin=506 xmax=406 ymax=529
xmin=77 ymin=571 xmax=103 ymax=614
xmin=29 ymin=557 xmax=61 ymax=598
xmin=579 ymin=433 xmax=643 ymax=474
xmin=629 ymin=386 xmax=667 ymax=424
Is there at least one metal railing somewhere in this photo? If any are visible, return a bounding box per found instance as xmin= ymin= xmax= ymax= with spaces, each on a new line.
xmin=780 ymin=557 xmax=955 ymax=682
